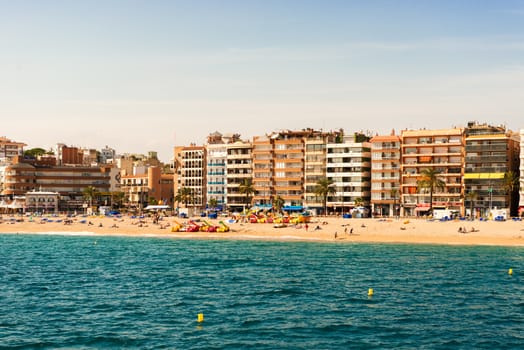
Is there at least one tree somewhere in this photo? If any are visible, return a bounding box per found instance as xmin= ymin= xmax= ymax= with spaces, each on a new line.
xmin=111 ymin=191 xmax=126 ymax=209
xmin=82 ymin=186 xmax=100 ymax=207
xmin=417 ymin=168 xmax=445 ymax=214
xmin=24 ymin=148 xmax=46 ymax=158
xmin=175 ymin=187 xmax=193 ymax=207
xmin=208 ymin=198 xmax=218 ymax=210
xmin=314 ymin=177 xmax=335 ymax=216
xmin=464 ymin=191 xmax=477 ymax=219
xmin=354 ymin=197 xmax=364 ymax=207
xmin=390 ymin=188 xmax=399 ymax=217
xmin=238 ymin=178 xmax=257 ymax=209
xmin=273 ymin=195 xmax=285 ymax=213
xmin=502 ymin=171 xmax=519 ymax=216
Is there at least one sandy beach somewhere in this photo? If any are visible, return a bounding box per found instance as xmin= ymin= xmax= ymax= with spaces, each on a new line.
xmin=1 ymin=214 xmax=524 ymax=247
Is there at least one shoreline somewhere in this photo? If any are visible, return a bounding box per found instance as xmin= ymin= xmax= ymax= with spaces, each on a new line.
xmin=1 ymin=215 xmax=524 ymax=247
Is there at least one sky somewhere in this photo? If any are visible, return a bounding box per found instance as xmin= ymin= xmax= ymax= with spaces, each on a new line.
xmin=1 ymin=0 xmax=524 ymax=162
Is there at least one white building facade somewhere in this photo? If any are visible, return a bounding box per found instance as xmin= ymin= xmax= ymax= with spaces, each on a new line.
xmin=326 ymin=138 xmax=372 ymax=215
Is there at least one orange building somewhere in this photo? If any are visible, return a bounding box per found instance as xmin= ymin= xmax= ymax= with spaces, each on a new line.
xmin=121 ymin=166 xmax=174 ymax=212
xmin=400 ymin=128 xmax=465 ymax=216
xmin=370 ymin=133 xmax=401 ymax=217
xmin=0 ymin=136 xmax=26 ymax=163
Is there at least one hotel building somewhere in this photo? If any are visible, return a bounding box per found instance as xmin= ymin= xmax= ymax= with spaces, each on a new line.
xmin=400 ymin=128 xmax=464 ymax=216
xmin=2 ymin=156 xmax=112 ymax=211
xmin=326 ymin=135 xmax=371 ymax=215
xmin=370 ymin=133 xmax=401 ymax=217
xmin=464 ymin=122 xmax=520 ymax=217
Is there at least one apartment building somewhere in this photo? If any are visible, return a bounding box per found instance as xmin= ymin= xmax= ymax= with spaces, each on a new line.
xmin=520 ymin=129 xmax=524 ymax=216
xmin=121 ymin=166 xmax=174 ymax=211
xmin=304 ymin=131 xmax=341 ymax=213
xmin=0 ymin=136 xmax=26 ymax=164
xmin=252 ymin=134 xmax=273 ymax=207
xmin=464 ymin=122 xmax=520 ymax=218
xmin=326 ymin=135 xmax=371 ymax=215
xmin=400 ymin=128 xmax=464 ymax=216
xmin=226 ymin=140 xmax=252 ymax=212
xmin=206 ymin=132 xmax=234 ymax=210
xmin=174 ymin=145 xmax=206 ymax=211
xmin=370 ymin=133 xmax=401 ymax=217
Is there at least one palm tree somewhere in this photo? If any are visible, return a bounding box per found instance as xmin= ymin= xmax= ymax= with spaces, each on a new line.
xmin=314 ymin=177 xmax=335 ymax=216
xmin=238 ymin=178 xmax=257 ymax=209
xmin=82 ymin=186 xmax=100 ymax=208
xmin=175 ymin=187 xmax=193 ymax=208
xmin=273 ymin=195 xmax=285 ymax=213
xmin=464 ymin=191 xmax=477 ymax=219
xmin=417 ymin=168 xmax=445 ymax=214
xmin=354 ymin=197 xmax=364 ymax=207
xmin=208 ymin=198 xmax=218 ymax=211
xmin=111 ymin=191 xmax=126 ymax=210
xmin=390 ymin=188 xmax=399 ymax=217
xmin=502 ymin=170 xmax=519 ymax=216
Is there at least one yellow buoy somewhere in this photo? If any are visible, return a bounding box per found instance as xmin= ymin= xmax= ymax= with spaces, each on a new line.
xmin=197 ymin=313 xmax=204 ymax=323
xmin=368 ymin=288 xmax=374 ymax=296
xmin=508 ymin=268 xmax=513 ymax=275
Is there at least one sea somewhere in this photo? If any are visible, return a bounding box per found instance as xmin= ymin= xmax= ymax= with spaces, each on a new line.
xmin=1 ymin=233 xmax=523 ymax=349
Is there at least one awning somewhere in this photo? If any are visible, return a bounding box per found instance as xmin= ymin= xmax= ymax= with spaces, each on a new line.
xmin=144 ymin=205 xmax=171 ymax=211
xmin=415 ymin=207 xmax=431 ymax=212
xmin=283 ymin=205 xmax=303 ymax=212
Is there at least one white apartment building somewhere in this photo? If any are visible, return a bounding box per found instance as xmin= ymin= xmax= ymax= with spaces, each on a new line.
xmin=326 ymin=137 xmax=371 ymax=215
xmin=226 ymin=140 xmax=252 ymax=212
xmin=206 ymin=132 xmax=228 ymax=210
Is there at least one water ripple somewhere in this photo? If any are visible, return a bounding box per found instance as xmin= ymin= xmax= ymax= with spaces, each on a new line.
xmin=0 ymin=235 xmax=523 ymax=349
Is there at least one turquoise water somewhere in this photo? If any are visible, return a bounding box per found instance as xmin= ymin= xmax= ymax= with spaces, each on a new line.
xmin=1 ymin=234 xmax=523 ymax=349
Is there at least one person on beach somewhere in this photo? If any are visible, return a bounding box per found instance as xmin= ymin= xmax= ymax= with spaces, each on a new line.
xmin=334 ymin=231 xmax=338 ymax=239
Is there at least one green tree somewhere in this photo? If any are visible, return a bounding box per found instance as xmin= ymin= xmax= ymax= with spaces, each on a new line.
xmin=502 ymin=170 xmax=519 ymax=216
xmin=464 ymin=191 xmax=478 ymax=219
xmin=314 ymin=177 xmax=335 ymax=215
xmin=273 ymin=195 xmax=285 ymax=213
xmin=417 ymin=168 xmax=445 ymax=214
xmin=24 ymin=148 xmax=46 ymax=158
xmin=208 ymin=198 xmax=218 ymax=210
xmin=390 ymin=188 xmax=399 ymax=217
xmin=82 ymin=186 xmax=100 ymax=207
xmin=238 ymin=179 xmax=257 ymax=208
xmin=175 ymin=187 xmax=193 ymax=207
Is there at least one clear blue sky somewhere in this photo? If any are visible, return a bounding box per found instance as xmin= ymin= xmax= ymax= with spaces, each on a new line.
xmin=2 ymin=0 xmax=523 ymax=161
